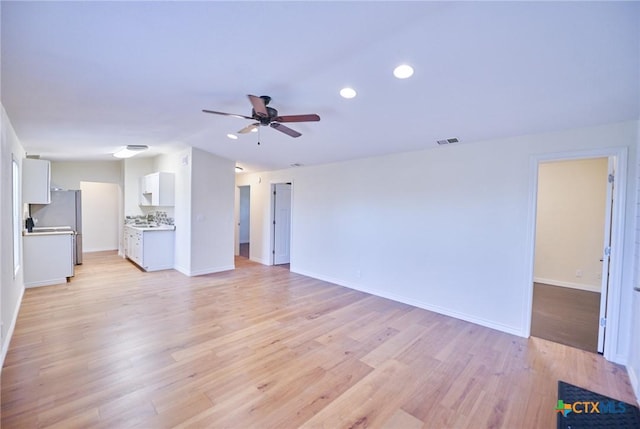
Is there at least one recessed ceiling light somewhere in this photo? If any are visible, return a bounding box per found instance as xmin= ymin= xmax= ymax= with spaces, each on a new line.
xmin=227 ymin=133 xmax=238 ymax=140
xmin=393 ymin=64 xmax=414 ymax=79
xmin=340 ymin=87 xmax=357 ymax=99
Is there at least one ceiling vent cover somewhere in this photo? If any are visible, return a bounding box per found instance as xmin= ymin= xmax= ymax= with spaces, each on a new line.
xmin=437 ymin=137 xmax=459 ymax=145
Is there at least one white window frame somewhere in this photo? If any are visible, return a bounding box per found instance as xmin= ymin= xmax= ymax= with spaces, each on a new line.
xmin=12 ymin=158 xmax=21 ymax=277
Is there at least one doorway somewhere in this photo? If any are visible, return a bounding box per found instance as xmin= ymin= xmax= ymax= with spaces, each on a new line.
xmin=271 ymin=183 xmax=292 ymax=268
xmin=238 ymin=186 xmax=250 ymax=259
xmin=80 ymin=181 xmax=120 ymax=252
xmin=530 ymin=157 xmax=613 ymax=353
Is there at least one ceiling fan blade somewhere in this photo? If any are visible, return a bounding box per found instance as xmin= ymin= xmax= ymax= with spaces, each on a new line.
xmin=248 ymin=94 xmax=268 ymax=118
xmin=238 ymin=123 xmax=259 ymax=134
xmin=273 ymin=114 xmax=320 ymax=123
xmin=202 ymin=109 xmax=253 ymax=120
xmin=270 ymin=122 xmax=301 ymax=138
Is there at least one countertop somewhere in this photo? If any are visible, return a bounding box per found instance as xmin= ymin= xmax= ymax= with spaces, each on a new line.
xmin=126 ymin=224 xmax=176 ymax=231
xmin=23 ymin=229 xmax=75 ymax=236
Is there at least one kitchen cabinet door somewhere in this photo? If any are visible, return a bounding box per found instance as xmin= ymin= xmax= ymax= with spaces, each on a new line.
xmin=23 ymin=159 xmax=51 ymax=204
xmin=124 ymin=227 xmax=174 ymax=271
xmin=139 ymin=172 xmax=174 ymax=206
xmin=141 ymin=230 xmax=174 ymax=271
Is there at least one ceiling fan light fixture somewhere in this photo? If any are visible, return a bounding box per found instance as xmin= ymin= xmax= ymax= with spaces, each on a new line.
xmin=113 ymin=144 xmax=149 ymax=158
xmin=340 ymin=87 xmax=357 ymax=99
xmin=393 ymin=64 xmax=414 ymax=79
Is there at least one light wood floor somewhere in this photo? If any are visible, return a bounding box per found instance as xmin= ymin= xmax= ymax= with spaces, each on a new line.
xmin=1 ymin=252 xmax=636 ymax=428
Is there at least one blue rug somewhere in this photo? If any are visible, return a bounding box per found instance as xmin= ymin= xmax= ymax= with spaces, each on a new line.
xmin=557 ymin=380 xmax=640 ymax=428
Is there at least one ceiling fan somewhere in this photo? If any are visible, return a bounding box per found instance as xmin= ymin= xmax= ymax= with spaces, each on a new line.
xmin=202 ymin=95 xmax=320 ymax=139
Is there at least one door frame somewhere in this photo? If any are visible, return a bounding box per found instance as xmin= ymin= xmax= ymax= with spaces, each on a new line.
xmin=524 ymin=147 xmax=627 ymax=361
xmin=270 ymin=181 xmax=293 ymax=266
xmin=234 ymin=186 xmax=240 ymax=256
xmin=235 ymin=185 xmax=251 ymax=257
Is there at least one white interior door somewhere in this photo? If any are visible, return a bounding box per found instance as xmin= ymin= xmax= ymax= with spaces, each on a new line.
xmin=273 ymin=183 xmax=291 ymax=265
xmin=234 ymin=186 xmax=240 ymax=256
xmin=239 ymin=186 xmax=250 ymax=244
xmin=597 ymin=159 xmax=615 ymax=354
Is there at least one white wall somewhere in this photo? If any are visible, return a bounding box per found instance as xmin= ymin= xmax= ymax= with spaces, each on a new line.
xmin=188 ymin=147 xmax=235 ymax=275
xmin=534 ymin=158 xmax=608 ymax=291
xmin=237 ymin=120 xmax=639 ymax=364
xmin=237 ymin=171 xmax=294 ymax=265
xmin=153 ymin=147 xmax=234 ymax=276
xmin=1 ymin=106 xmax=26 ymax=365
xmin=51 ymin=160 xmax=122 ymax=190
xmin=154 ymin=149 xmax=192 ymax=274
xmin=80 ymin=181 xmax=120 ymax=252
xmin=51 ymin=161 xmax=124 ymax=255
xmin=123 ymin=157 xmax=154 ymax=217
xmin=628 ymin=120 xmax=640 ymax=403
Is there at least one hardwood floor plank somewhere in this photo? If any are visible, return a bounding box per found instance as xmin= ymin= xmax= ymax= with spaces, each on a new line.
xmin=531 ymin=282 xmax=600 ymax=352
xmin=1 ymin=251 xmax=636 ymax=428
xmin=300 ymin=359 xmax=416 ymax=429
xmin=380 ymin=409 xmax=423 ymax=429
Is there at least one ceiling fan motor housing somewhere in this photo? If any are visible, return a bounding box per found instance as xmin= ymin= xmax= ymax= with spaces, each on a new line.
xmin=253 ymin=106 xmax=279 ymax=125
xmin=260 ymin=95 xmax=271 ymax=105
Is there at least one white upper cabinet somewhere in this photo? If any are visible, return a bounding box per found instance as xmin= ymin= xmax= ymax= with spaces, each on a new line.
xmin=139 ymin=172 xmax=174 ymax=206
xmin=22 ymin=158 xmax=51 ymax=204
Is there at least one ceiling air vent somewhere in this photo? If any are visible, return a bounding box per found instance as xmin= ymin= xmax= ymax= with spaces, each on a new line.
xmin=436 ymin=137 xmax=459 ymax=145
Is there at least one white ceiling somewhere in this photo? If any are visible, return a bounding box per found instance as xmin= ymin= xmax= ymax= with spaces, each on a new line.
xmin=2 ymin=1 xmax=639 ymax=173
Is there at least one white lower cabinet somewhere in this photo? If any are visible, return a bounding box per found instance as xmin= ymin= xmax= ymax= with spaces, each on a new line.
xmin=23 ymin=232 xmax=74 ymax=287
xmin=124 ymin=226 xmax=174 ymax=271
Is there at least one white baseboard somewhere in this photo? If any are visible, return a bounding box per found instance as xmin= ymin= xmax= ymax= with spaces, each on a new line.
xmin=175 ymin=264 xmax=235 ymax=277
xmin=292 ymin=268 xmax=525 ymax=338
xmin=534 ymin=277 xmax=601 ymax=293
xmin=1 ymin=286 xmax=25 ymax=370
xmin=627 ymin=365 xmax=640 ymax=406
xmin=25 ymin=278 xmax=68 ymax=288
xmin=250 ymin=256 xmax=271 ymax=265
xmin=174 ymin=264 xmax=189 ymax=276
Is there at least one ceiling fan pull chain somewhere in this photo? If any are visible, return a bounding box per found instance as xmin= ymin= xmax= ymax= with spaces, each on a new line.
xmin=257 ymin=126 xmax=261 ymax=146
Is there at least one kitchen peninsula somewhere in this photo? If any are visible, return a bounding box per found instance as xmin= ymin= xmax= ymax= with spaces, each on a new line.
xmin=23 ymin=228 xmax=74 ymax=287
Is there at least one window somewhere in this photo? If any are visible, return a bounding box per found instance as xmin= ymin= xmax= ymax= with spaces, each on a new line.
xmin=12 ymin=158 xmax=21 ymax=277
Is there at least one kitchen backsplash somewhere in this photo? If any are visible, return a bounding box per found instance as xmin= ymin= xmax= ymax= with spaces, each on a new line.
xmin=125 ymin=210 xmax=174 ymax=226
